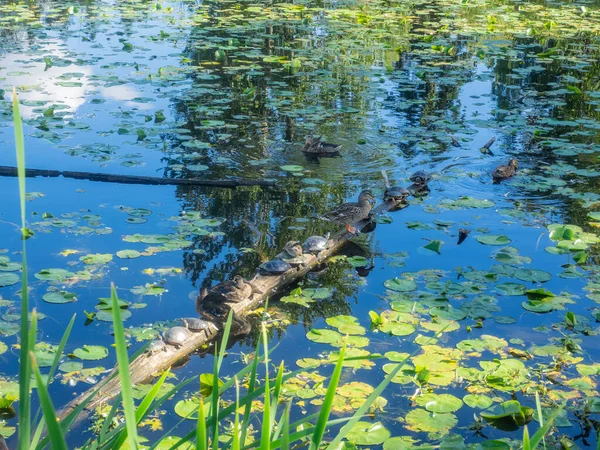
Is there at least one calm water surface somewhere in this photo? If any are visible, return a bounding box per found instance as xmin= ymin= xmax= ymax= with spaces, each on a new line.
xmin=1 ymin=0 xmax=600 ymax=447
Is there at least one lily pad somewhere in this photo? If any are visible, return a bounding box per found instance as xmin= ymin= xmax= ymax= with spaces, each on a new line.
xmin=384 ymin=278 xmax=417 ymax=292
xmin=476 ymin=235 xmax=511 ymax=246
xmin=346 ymin=421 xmax=391 ymax=445
xmin=72 ymin=345 xmax=109 ymax=361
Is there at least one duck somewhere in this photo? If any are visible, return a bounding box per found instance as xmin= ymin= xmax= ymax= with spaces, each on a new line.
xmin=322 ymin=190 xmax=375 ymax=234
xmin=302 ymin=135 xmax=342 ymax=155
xmin=197 ymin=275 xmax=261 ymax=306
xmin=492 ymin=159 xmax=518 ymax=183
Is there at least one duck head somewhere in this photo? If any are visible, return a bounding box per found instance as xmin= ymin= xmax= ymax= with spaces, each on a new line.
xmin=508 ymin=159 xmax=519 ymax=170
xmin=358 ymin=190 xmax=376 ymax=205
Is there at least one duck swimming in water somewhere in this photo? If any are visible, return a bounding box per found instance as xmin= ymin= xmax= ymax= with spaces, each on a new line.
xmin=492 ymin=159 xmax=518 ymax=183
xmin=302 ymin=135 xmax=342 ymax=156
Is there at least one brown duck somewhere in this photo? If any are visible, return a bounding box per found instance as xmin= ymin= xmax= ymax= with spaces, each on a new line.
xmin=492 ymin=159 xmax=518 ymax=183
xmin=322 ymin=190 xmax=375 ymax=234
xmin=302 ymin=135 xmax=342 ymax=155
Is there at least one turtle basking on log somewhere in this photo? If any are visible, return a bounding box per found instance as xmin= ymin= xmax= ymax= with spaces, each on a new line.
xmin=163 ymin=326 xmax=191 ymax=349
xmin=303 ymin=233 xmax=334 ymax=254
xmin=275 ymin=241 xmax=306 ymax=266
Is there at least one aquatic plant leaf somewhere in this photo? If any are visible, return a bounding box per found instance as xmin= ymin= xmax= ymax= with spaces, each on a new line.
xmin=79 ymin=253 xmax=113 ymax=265
xmin=476 ymin=235 xmax=511 ymax=246
xmin=514 ymin=269 xmax=552 ymax=283
xmin=116 ymin=250 xmax=142 ymax=259
xmin=0 ymin=273 xmax=20 ymax=287
xmin=423 ymin=240 xmax=443 ymax=254
xmin=384 ymin=278 xmax=417 ymax=292
xmin=306 ymin=329 xmax=343 ymax=344
xmin=405 ymin=408 xmax=457 ymax=438
xmin=415 ymin=393 xmax=463 ymax=413
xmin=463 ymin=394 xmax=494 ymax=409
xmin=42 ymin=291 xmax=77 ymax=304
xmin=495 ymin=283 xmax=526 ymax=296
xmin=346 ymin=421 xmax=390 ymax=445
xmin=72 ymin=345 xmax=108 ymax=361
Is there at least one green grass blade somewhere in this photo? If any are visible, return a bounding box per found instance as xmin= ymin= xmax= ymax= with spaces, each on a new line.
xmin=310 ymin=341 xmax=346 ymax=450
xmin=196 ymin=395 xmax=207 ymax=450
xmin=217 ymin=310 xmax=234 ymax=372
xmin=30 ymin=351 xmax=68 ymax=450
xmin=270 ymin=364 xmax=286 ymax=443
xmin=31 ymin=312 xmax=77 ymax=446
xmin=260 ymin=324 xmax=271 ymax=450
xmin=232 ymin=378 xmax=241 ymax=450
xmin=13 ymin=88 xmax=31 ymax=450
xmin=110 ymin=283 xmax=139 ymax=449
xmin=523 ymin=425 xmax=531 ymax=450
xmin=113 ymin=369 xmax=171 ymax=449
xmin=528 ymin=406 xmax=561 ymax=450
xmin=240 ymin=336 xmax=262 ymax=446
xmin=274 ymin=401 xmax=291 ymax=450
xmin=212 ymin=343 xmax=221 ymax=450
xmin=99 ymin=394 xmax=122 ymax=445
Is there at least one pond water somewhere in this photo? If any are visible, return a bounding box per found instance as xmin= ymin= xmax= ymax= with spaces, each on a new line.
xmin=2 ymin=0 xmax=600 ymax=447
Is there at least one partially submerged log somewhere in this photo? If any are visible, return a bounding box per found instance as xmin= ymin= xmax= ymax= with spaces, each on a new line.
xmin=57 ymin=198 xmax=402 ymax=424
xmin=0 ymin=166 xmax=276 ymax=189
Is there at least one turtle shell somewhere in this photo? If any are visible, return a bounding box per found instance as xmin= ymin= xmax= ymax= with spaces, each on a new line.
xmin=384 ymin=186 xmax=410 ymax=200
xmin=303 ymin=235 xmax=330 ymax=253
xmin=409 ymin=170 xmax=432 ymax=185
xmin=181 ymin=317 xmax=211 ymax=332
xmin=163 ymin=326 xmax=191 ymax=346
xmin=147 ymin=339 xmax=166 ymax=354
xmin=259 ymin=259 xmax=292 ymax=275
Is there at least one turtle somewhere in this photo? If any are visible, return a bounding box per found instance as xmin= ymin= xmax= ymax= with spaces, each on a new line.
xmin=303 ymin=233 xmax=332 ymax=254
xmin=492 ymin=159 xmax=518 ymax=183
xmin=146 ymin=339 xmax=167 ymax=354
xmin=276 ymin=241 xmax=306 ymax=266
xmin=381 ymin=170 xmax=410 ymax=202
xmin=163 ymin=326 xmax=191 ymax=348
xmin=302 ymin=135 xmax=342 ymax=155
xmin=322 ymin=190 xmax=375 ymax=234
xmin=409 ymin=170 xmax=432 ymax=186
xmin=181 ymin=317 xmax=211 ymax=332
xmin=259 ymin=259 xmax=292 ymax=275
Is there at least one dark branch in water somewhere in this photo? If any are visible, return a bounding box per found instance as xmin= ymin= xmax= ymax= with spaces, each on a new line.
xmin=0 ymin=166 xmax=276 ymax=189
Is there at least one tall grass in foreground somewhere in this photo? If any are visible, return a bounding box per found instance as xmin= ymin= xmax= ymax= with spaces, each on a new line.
xmin=12 ymin=91 xmax=562 ymax=449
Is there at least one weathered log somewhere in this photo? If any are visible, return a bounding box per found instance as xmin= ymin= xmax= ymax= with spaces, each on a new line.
xmin=0 ymin=166 xmax=276 ymax=188
xmin=56 ymin=198 xmax=401 ymax=425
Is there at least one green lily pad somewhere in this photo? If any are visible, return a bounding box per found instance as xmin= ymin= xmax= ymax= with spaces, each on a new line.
xmin=514 ymin=269 xmax=552 ymax=283
xmin=476 ymin=235 xmax=511 ymax=246
xmin=43 ymin=291 xmax=77 ymax=304
xmin=464 ymin=394 xmax=494 ymax=409
xmin=0 ymin=273 xmax=20 ymax=287
xmin=346 ymin=421 xmax=391 ymax=445
xmin=405 ymin=408 xmax=458 ymax=438
xmin=281 ymin=165 xmax=304 ymax=172
xmin=495 ymin=283 xmax=526 ymax=296
xmin=79 ymin=253 xmax=113 ymax=265
xmin=384 ymin=278 xmax=417 ymax=292
xmin=116 ymin=250 xmax=142 ymax=259
xmin=415 ymin=393 xmax=463 ymax=413
xmin=72 ymin=345 xmax=109 ymax=361
xmin=306 ymin=329 xmax=343 ymax=344
xmin=326 ymin=316 xmax=366 ymax=335
xmin=34 ymin=269 xmax=74 ymax=282
xmin=423 ymin=240 xmax=443 ymax=254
